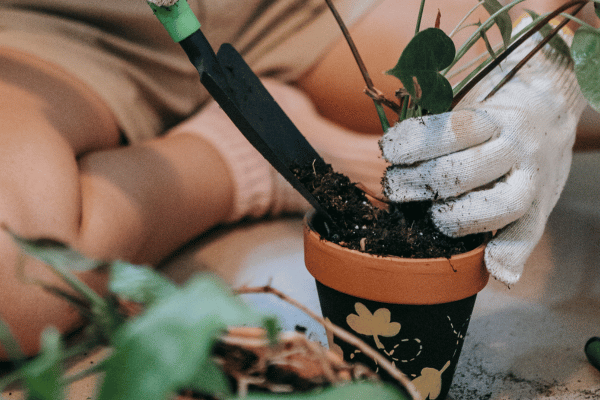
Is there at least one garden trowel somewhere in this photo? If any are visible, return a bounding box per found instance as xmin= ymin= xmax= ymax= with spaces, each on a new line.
xmin=148 ymin=0 xmax=336 ymax=225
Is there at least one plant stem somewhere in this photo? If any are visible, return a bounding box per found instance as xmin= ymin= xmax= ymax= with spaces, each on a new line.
xmin=44 ymin=263 xmax=107 ymax=315
xmin=323 ymin=0 xmax=373 ymax=88
xmin=400 ymin=96 xmax=410 ymax=121
xmin=62 ymin=359 xmax=105 ymax=385
xmin=559 ymin=12 xmax=599 ymax=30
xmin=451 ymin=16 xmax=542 ymax=94
xmin=0 ymin=369 xmax=21 ymax=393
xmin=323 ymin=0 xmax=391 ymax=132
xmin=374 ymin=103 xmax=390 ymax=131
xmin=446 ymin=43 xmax=502 ymax=81
xmin=449 ymin=0 xmax=485 ymax=38
xmin=415 ymin=0 xmax=427 ymax=35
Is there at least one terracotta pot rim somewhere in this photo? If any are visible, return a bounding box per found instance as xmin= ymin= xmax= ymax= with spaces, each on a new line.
xmin=306 ymin=211 xmax=487 ymax=263
xmin=303 ymin=211 xmax=489 ymax=305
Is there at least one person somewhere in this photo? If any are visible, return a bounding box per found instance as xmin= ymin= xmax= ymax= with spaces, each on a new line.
xmin=0 ymin=0 xmax=598 ymax=359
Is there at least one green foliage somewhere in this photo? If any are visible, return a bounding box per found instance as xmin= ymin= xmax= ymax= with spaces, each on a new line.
xmin=21 ymin=328 xmax=64 ymax=400
xmin=97 ymin=275 xmax=256 ymax=400
xmin=0 ymin=318 xmax=25 ymax=366
xmin=386 ymin=28 xmax=455 ymax=114
xmin=388 ymin=0 xmax=600 ymax=123
xmin=8 ymin=233 xmax=104 ymax=273
xmin=525 ymin=10 xmax=571 ymax=59
xmin=482 ymin=0 xmax=513 ymax=49
xmin=572 ymin=26 xmax=600 ymax=113
xmin=109 ymin=261 xmax=177 ymax=306
xmin=8 ymin=230 xmax=121 ymax=341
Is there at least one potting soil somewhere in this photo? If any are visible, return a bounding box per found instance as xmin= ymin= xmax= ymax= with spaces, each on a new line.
xmin=292 ymin=162 xmax=485 ymax=258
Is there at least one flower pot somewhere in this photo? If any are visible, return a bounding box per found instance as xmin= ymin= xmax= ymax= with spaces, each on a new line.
xmin=303 ymin=211 xmax=489 ymax=400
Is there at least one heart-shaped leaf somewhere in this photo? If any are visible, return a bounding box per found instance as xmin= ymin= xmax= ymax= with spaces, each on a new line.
xmin=386 ymin=28 xmax=455 ymax=114
xmin=572 ymin=27 xmax=600 ymax=113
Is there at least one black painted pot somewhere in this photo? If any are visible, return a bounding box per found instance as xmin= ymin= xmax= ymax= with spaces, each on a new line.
xmin=303 ymin=211 xmax=489 ymax=400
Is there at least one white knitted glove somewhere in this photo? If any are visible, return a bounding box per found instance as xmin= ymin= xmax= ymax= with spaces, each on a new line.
xmin=380 ymin=19 xmax=588 ymax=285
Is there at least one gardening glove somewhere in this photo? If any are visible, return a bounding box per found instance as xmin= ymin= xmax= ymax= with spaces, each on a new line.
xmin=379 ymin=17 xmax=588 ymax=285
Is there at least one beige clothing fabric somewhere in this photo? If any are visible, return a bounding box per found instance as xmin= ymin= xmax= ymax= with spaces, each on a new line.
xmin=0 ymin=0 xmax=378 ymax=143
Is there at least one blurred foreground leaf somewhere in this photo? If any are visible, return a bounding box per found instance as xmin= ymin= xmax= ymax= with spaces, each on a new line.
xmin=97 ymin=275 xmax=261 ymax=400
xmin=22 ymin=327 xmax=63 ymax=400
xmin=7 ymin=231 xmax=103 ymax=272
xmin=109 ymin=261 xmax=177 ymax=306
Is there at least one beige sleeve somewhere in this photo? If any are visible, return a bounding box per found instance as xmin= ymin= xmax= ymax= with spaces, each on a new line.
xmin=0 ymin=0 xmax=382 ymax=143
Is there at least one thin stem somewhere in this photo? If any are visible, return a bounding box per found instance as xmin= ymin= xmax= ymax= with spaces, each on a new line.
xmin=559 ymin=12 xmax=598 ymax=30
xmin=374 ymin=103 xmax=390 ymax=131
xmin=62 ymin=358 xmax=105 ymax=385
xmin=415 ymin=0 xmax=427 ymax=35
xmin=451 ymin=54 xmax=495 ymax=96
xmin=446 ymin=43 xmax=503 ymax=81
xmin=323 ymin=0 xmax=391 ymax=132
xmin=323 ymin=0 xmax=374 ymax=89
xmin=0 ymin=318 xmax=25 ymax=368
xmin=0 ymin=338 xmax=101 ymax=393
xmin=235 ymin=285 xmax=422 ymax=400
xmin=0 ymin=369 xmax=21 ymax=393
xmin=450 ymin=16 xmax=542 ymax=93
xmin=443 ymin=0 xmax=527 ymax=75
xmin=399 ymin=96 xmax=410 ymax=121
xmin=449 ymin=0 xmax=485 ymax=38
xmin=62 ymin=336 xmax=102 ymax=360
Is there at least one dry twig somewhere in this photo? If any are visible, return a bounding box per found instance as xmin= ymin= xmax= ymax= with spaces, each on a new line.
xmin=235 ymin=284 xmax=422 ymax=399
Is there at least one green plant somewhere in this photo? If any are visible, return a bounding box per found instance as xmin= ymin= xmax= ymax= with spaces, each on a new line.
xmin=0 ymin=230 xmax=416 ymax=400
xmin=326 ymin=0 xmax=600 ymax=133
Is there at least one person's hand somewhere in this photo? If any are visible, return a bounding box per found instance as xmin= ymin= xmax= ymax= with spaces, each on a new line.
xmin=379 ymin=21 xmax=588 ymax=285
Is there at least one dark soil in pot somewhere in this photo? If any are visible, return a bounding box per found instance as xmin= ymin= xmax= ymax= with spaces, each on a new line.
xmin=292 ymin=162 xmax=485 ymax=258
